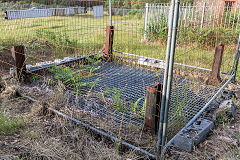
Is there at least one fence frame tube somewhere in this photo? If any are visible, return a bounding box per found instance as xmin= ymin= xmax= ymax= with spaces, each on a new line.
xmin=163 ymin=73 xmax=235 ymax=151
xmin=144 ymin=3 xmax=149 ymax=40
xmin=200 ymin=2 xmax=206 ymax=28
xmin=109 ymin=0 xmax=112 ymax=26
xmin=156 ymin=0 xmax=175 ymax=155
xmin=161 ymin=0 xmax=180 ymax=150
xmin=49 ymin=108 xmax=156 ymax=159
xmin=232 ymin=33 xmax=240 ymax=81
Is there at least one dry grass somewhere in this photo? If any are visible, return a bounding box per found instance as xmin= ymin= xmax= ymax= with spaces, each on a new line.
xmin=166 ymin=98 xmax=240 ymax=160
xmin=0 ymin=78 xmax=239 ymax=160
xmin=0 ymin=80 xmax=149 ymax=160
xmin=0 ymin=49 xmax=15 ymax=75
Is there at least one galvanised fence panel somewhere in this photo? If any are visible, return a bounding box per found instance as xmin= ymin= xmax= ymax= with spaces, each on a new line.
xmin=0 ymin=0 xmax=239 ymax=159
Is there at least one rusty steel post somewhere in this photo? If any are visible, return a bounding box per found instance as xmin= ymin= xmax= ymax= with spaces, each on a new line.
xmin=155 ymin=82 xmax=163 ymax=133
xmin=207 ymin=44 xmax=224 ymax=86
xmin=144 ymin=86 xmax=158 ymax=134
xmin=11 ymin=45 xmax=26 ymax=81
xmin=104 ymin=26 xmax=114 ymax=61
xmin=144 ymin=82 xmax=163 ymax=134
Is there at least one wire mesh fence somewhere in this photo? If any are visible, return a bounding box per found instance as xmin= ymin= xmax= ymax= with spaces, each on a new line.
xmin=144 ymin=2 xmax=240 ymax=35
xmin=0 ymin=0 xmax=239 ymax=158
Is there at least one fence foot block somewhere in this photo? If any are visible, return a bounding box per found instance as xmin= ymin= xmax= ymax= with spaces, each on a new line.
xmin=172 ymin=118 xmax=214 ymax=152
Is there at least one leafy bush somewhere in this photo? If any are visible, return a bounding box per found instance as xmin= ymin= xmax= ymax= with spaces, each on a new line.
xmin=127 ymin=10 xmax=138 ymax=16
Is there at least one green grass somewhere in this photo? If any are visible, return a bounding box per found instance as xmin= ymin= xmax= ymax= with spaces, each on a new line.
xmin=0 ymin=13 xmax=239 ymax=79
xmin=0 ymin=113 xmax=24 ymax=136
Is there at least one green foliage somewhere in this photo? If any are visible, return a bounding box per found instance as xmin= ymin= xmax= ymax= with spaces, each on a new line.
xmin=129 ymin=97 xmax=144 ymax=116
xmin=104 ymin=87 xmax=144 ymax=115
xmin=146 ymin=15 xmax=168 ymax=43
xmin=216 ymin=109 xmax=232 ymax=124
xmin=111 ymin=87 xmax=126 ymax=113
xmin=48 ymin=56 xmax=101 ymax=95
xmin=0 ymin=112 xmax=24 ymax=136
xmin=173 ymin=97 xmax=189 ymax=122
xmin=140 ymin=99 xmax=146 ymax=116
xmin=173 ymin=88 xmax=193 ymax=122
xmin=223 ymin=9 xmax=240 ymax=29
xmin=127 ymin=10 xmax=143 ymax=19
xmin=36 ymin=29 xmax=77 ymax=55
xmin=104 ymin=87 xmax=145 ymax=116
xmin=179 ymin=27 xmax=237 ymax=48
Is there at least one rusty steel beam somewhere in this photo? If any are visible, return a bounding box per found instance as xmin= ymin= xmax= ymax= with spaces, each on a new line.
xmin=104 ymin=26 xmax=114 ymax=61
xmin=11 ymin=45 xmax=26 ymax=81
xmin=144 ymin=86 xmax=158 ymax=134
xmin=144 ymin=82 xmax=163 ymax=134
xmin=207 ymin=44 xmax=224 ymax=86
xmin=155 ymin=82 xmax=163 ymax=133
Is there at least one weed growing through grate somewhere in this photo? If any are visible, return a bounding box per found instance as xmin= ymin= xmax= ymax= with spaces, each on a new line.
xmin=172 ymin=86 xmax=194 ymax=124
xmin=48 ymin=56 xmax=101 ymax=95
xmin=173 ymin=97 xmax=193 ymax=122
xmin=129 ymin=97 xmax=144 ymax=116
xmin=103 ymin=86 xmax=146 ymax=117
xmin=111 ymin=87 xmax=126 ymax=113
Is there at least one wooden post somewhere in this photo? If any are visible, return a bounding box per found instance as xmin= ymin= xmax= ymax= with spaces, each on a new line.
xmin=144 ymin=82 xmax=163 ymax=134
xmin=207 ymin=44 xmax=224 ymax=86
xmin=11 ymin=45 xmax=26 ymax=81
xmin=104 ymin=26 xmax=114 ymax=61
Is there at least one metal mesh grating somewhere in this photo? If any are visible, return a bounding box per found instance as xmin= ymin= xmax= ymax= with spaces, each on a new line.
xmin=66 ymin=61 xmax=221 ymax=130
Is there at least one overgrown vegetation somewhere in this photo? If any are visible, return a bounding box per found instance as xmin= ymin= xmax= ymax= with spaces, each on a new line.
xmin=36 ymin=29 xmax=77 ymax=55
xmin=48 ymin=56 xmax=101 ymax=95
xmin=127 ymin=10 xmax=143 ymax=19
xmin=181 ymin=27 xmax=238 ymax=48
xmin=146 ymin=14 xmax=238 ymax=48
xmin=146 ymin=14 xmax=168 ymax=43
xmin=104 ymin=87 xmax=145 ymax=116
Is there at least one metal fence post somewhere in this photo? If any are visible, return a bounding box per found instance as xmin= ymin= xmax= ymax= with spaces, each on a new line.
xmin=232 ymin=33 xmax=240 ymax=81
xmin=156 ymin=0 xmax=175 ymax=156
xmin=109 ymin=0 xmax=112 ymax=26
xmin=143 ymin=3 xmax=149 ymax=40
xmin=201 ymin=2 xmax=206 ymax=28
xmin=161 ymin=0 xmax=180 ymax=152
